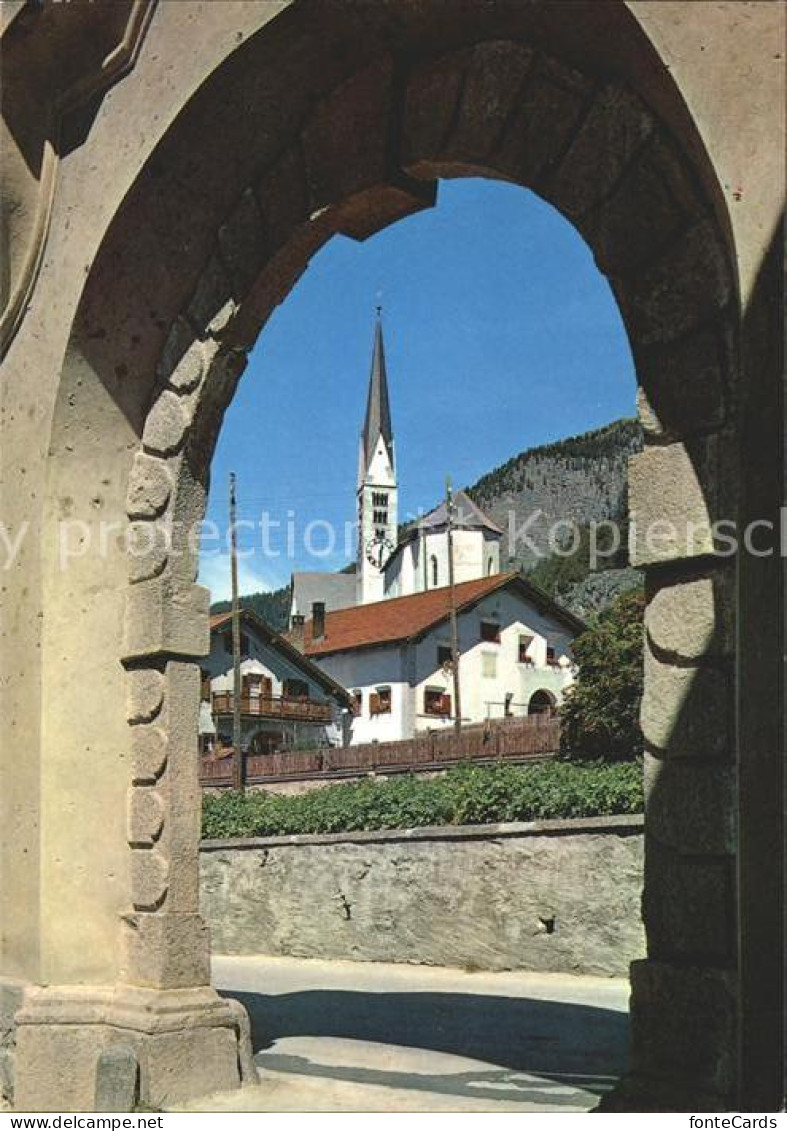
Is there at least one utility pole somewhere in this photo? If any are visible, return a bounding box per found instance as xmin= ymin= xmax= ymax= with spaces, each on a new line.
xmin=446 ymin=475 xmax=462 ymax=733
xmin=229 ymin=472 xmax=244 ymax=793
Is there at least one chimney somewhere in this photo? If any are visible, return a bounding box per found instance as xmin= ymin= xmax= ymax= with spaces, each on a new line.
xmin=290 ymin=613 xmax=305 ymax=652
xmin=312 ymin=601 xmax=326 ymax=640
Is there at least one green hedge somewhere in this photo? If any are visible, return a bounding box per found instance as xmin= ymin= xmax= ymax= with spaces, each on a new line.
xmin=202 ymin=760 xmax=643 ymax=840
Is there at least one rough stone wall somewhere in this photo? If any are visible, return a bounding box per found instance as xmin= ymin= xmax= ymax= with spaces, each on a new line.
xmin=200 ymin=816 xmax=645 ymax=977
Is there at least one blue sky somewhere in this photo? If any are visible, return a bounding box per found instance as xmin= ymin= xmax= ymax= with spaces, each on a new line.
xmin=199 ymin=178 xmax=636 ymax=601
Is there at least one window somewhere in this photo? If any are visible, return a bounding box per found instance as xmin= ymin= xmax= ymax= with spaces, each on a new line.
xmin=242 ymin=672 xmax=263 ymax=697
xmin=430 ymin=555 xmax=438 ymax=587
xmin=546 ymin=646 xmax=559 ymax=666
xmin=487 ymin=556 xmax=494 ymax=575
xmin=372 ymin=491 xmax=389 ymax=507
xmin=518 ymin=634 xmax=534 ymax=664
xmin=424 ymin=688 xmax=452 ymax=717
xmin=283 ymin=678 xmax=309 ymax=700
xmin=480 ymin=620 xmax=501 ymax=644
xmin=370 ymin=687 xmax=392 ymax=715
xmin=373 ymin=509 xmax=388 ymax=525
xmin=482 ymin=652 xmax=497 ymax=678
xmin=351 ymin=689 xmax=363 ymax=716
xmin=437 ymin=644 xmax=453 ymax=667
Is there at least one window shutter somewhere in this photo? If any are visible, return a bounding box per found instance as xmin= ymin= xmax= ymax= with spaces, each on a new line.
xmin=442 ymin=694 xmax=452 ymax=716
xmin=370 ymin=692 xmax=381 ymax=715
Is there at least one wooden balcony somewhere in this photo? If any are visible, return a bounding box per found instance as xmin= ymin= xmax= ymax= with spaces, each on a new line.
xmin=210 ymin=691 xmax=333 ymax=724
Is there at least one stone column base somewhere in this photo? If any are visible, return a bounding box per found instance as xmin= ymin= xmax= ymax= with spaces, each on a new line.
xmin=598 ymin=958 xmax=737 ymax=1113
xmin=12 ymin=984 xmax=257 ymax=1112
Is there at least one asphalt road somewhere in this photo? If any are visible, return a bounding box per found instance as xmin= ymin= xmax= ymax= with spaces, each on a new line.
xmin=178 ymin=954 xmax=631 ymax=1112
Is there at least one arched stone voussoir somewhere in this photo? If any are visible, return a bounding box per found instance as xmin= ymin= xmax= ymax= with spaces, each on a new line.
xmin=401 ymin=42 xmax=593 ymax=189
xmin=578 ymin=133 xmax=709 ymax=281
xmin=634 ymin=314 xmax=736 ymax=441
xmin=612 ymin=218 xmax=735 ymax=348
xmin=301 ymin=55 xmax=436 ymax=243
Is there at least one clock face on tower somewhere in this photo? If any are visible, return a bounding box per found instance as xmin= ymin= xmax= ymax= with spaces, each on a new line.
xmin=365 ymin=534 xmax=395 ymax=569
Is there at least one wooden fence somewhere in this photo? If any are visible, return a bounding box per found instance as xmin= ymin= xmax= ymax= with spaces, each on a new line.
xmin=200 ymin=715 xmax=561 ymax=787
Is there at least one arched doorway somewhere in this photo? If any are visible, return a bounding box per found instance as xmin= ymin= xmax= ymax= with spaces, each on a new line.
xmin=3 ymin=0 xmax=780 ymax=1114
xmin=528 ymin=690 xmax=557 ymax=716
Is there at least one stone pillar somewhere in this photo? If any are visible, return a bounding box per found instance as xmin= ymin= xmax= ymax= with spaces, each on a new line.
xmin=12 ymin=579 xmax=255 ymax=1111
xmin=606 ymin=401 xmax=739 ymax=1110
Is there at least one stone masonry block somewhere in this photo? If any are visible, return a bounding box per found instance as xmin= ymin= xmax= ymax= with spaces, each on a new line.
xmin=447 ymin=41 xmax=534 ymax=165
xmin=302 ymin=57 xmax=395 ymax=211
xmin=127 ymin=786 xmax=165 ymax=848
xmin=94 ymin=1045 xmax=139 ymax=1113
xmin=548 ymin=84 xmax=654 ymax=219
xmin=646 ymin=575 xmax=715 ymax=658
xmin=127 ymin=518 xmax=170 ymax=584
xmin=142 ymin=390 xmax=190 ymax=458
xmin=629 ymin=437 xmax=736 ymax=567
xmin=186 ymin=255 xmax=237 ymax=337
xmin=401 ymin=49 xmax=471 ymax=177
xmin=644 ymin=751 xmax=736 ymax=855
xmin=634 ymin=317 xmax=733 ymax=438
xmin=256 ymin=145 xmax=310 ymax=257
xmin=495 ymin=53 xmax=592 ymax=186
xmin=615 ymin=219 xmax=733 ymax=346
xmin=123 ymin=579 xmax=210 ymax=662
xmin=120 ymin=913 xmax=210 ymax=991
xmin=167 ymin=335 xmax=215 ymax=395
xmin=583 ymin=134 xmax=706 ymax=278
xmin=645 ymin=571 xmax=734 ymax=660
xmin=130 ymin=723 xmax=168 ymax=784
xmin=131 ymin=847 xmax=170 ymax=912
xmin=643 ymin=834 xmax=735 ymax=962
xmin=156 ymin=315 xmax=193 ymax=388
xmin=125 ymin=453 xmax=172 ymax=521
xmin=126 ymin=668 xmax=165 ymax=725
xmin=628 ymin=959 xmax=737 ymax=1097
xmin=641 ymin=639 xmax=732 ymax=760
xmin=218 ymin=187 xmax=266 ymax=300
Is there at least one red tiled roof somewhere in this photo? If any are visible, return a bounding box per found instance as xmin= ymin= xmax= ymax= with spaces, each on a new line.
xmin=301 ymin=572 xmax=524 ymax=657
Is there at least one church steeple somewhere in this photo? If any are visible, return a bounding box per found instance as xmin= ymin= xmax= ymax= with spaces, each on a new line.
xmin=356 ymin=309 xmax=398 ymax=605
xmin=360 ymin=309 xmax=394 ymax=482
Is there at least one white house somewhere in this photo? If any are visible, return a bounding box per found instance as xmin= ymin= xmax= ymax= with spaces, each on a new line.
xmin=297 ymin=571 xmax=585 ymax=745
xmin=201 ymin=609 xmax=353 ymax=756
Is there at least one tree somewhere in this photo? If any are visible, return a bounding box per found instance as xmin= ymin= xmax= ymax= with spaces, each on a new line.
xmin=560 ymin=587 xmax=645 ymax=762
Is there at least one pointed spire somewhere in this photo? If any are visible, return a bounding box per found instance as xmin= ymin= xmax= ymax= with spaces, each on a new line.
xmin=361 ymin=308 xmax=394 ymax=471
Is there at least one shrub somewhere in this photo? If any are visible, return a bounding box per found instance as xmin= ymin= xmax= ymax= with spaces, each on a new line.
xmin=560 ymin=587 xmax=645 ymax=762
xmin=202 ymin=759 xmax=643 ymax=839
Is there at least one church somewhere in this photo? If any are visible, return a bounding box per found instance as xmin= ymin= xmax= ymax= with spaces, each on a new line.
xmin=290 ymin=312 xmax=505 ymax=619
xmin=288 ymin=314 xmax=584 ymax=743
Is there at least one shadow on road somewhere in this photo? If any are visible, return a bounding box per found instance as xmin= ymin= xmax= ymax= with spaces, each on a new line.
xmin=223 ymin=987 xmax=630 ymax=1096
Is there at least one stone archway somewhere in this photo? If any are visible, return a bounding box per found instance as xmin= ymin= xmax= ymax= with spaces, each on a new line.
xmin=528 ymin=690 xmax=557 ymax=716
xmin=1 ymin=0 xmax=782 ymax=1115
